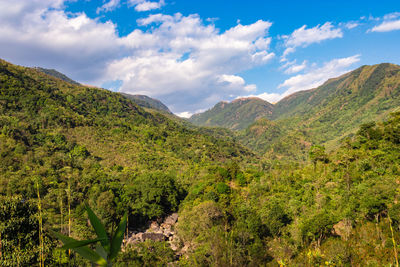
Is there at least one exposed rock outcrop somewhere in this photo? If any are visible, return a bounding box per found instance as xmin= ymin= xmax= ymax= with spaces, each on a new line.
xmin=125 ymin=213 xmax=181 ymax=251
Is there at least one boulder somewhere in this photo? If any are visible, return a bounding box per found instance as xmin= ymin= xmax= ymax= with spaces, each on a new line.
xmin=141 ymin=233 xmax=166 ymax=242
xmin=333 ymin=219 xmax=352 ymax=240
xmin=165 ymin=213 xmax=178 ymax=225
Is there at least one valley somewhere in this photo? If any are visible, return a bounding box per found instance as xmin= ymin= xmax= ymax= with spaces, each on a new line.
xmin=1 ymin=59 xmax=400 ymax=266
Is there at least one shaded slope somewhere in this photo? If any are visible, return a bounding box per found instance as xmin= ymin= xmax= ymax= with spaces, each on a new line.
xmin=273 ymin=63 xmax=400 ymax=144
xmin=0 ymin=58 xmax=253 ymax=188
xmin=239 ymin=63 xmax=400 ymax=158
xmin=189 ymin=97 xmax=274 ymax=130
xmin=35 ymin=67 xmax=80 ymax=85
xmin=121 ymin=93 xmax=172 ymax=114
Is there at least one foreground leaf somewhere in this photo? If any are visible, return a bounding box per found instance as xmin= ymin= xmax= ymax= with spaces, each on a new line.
xmin=61 ymin=237 xmax=106 ymax=250
xmin=109 ymin=212 xmax=127 ymax=261
xmin=86 ymin=205 xmax=110 ymax=252
xmin=50 ymin=230 xmax=107 ymax=266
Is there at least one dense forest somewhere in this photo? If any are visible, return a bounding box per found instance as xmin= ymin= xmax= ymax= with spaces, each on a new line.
xmin=192 ymin=63 xmax=400 ymax=161
xmin=1 ymin=59 xmax=400 ymax=266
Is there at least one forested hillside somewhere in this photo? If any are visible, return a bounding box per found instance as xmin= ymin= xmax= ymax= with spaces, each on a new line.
xmin=120 ymin=93 xmax=172 ymax=114
xmin=35 ymin=67 xmax=80 ymax=85
xmin=0 ymin=59 xmax=252 ymax=266
xmin=235 ymin=63 xmax=400 ymax=160
xmin=189 ymin=97 xmax=274 ymax=130
xmin=271 ymin=63 xmax=400 ymax=144
xmin=1 ymin=59 xmax=400 ymax=266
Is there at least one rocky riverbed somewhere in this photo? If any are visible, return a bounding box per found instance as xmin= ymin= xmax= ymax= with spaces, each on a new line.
xmin=125 ymin=213 xmax=184 ymax=252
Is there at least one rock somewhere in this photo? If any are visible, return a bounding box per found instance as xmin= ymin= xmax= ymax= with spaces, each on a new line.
xmin=136 ymin=233 xmax=144 ymax=241
xmin=333 ymin=219 xmax=352 ymax=240
xmin=124 ymin=213 xmax=180 ymax=249
xmin=170 ymin=240 xmax=179 ymax=251
xmin=141 ymin=233 xmax=166 ymax=242
xmin=165 ymin=213 xmax=178 ymax=225
xmin=149 ymin=221 xmax=160 ymax=231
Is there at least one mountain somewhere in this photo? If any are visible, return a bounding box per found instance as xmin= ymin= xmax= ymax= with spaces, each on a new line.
xmin=35 ymin=67 xmax=172 ymax=114
xmin=120 ymin=93 xmax=172 ymax=113
xmin=189 ymin=97 xmax=274 ymax=130
xmin=0 ymin=58 xmax=256 ymax=264
xmin=2 ymin=58 xmax=400 ymax=266
xmin=274 ymin=63 xmax=400 ymax=142
xmin=240 ymin=63 xmax=400 ymax=157
xmin=0 ymin=59 xmax=251 ymax=175
xmin=35 ymin=67 xmax=80 ymax=85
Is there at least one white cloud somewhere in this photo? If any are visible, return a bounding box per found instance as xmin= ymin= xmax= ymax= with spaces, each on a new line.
xmin=97 ymin=0 xmax=121 ymax=13
xmin=237 ymin=92 xmax=282 ymax=104
xmin=0 ymin=1 xmax=275 ymax=114
xmin=281 ymin=22 xmax=343 ymax=60
xmin=369 ymin=12 xmax=400 ymax=33
xmin=218 ymin=74 xmax=245 ymax=86
xmin=217 ymin=75 xmax=257 ymax=92
xmin=128 ymin=0 xmax=164 ymax=12
xmin=371 ymin=20 xmax=400 ymax=32
xmin=0 ymin=0 xmax=64 ymax=26
xmin=383 ymin=12 xmax=400 ymax=20
xmin=0 ymin=1 xmax=121 ymax=82
xmin=261 ymin=55 xmax=360 ymax=104
xmin=284 ymin=60 xmax=307 ymax=74
xmin=176 ymin=111 xmax=192 ymax=118
xmin=105 ymin=16 xmax=274 ymax=113
xmin=344 ymin=22 xmax=359 ymax=29
xmin=278 ymin=55 xmax=360 ymax=98
xmin=244 ymin=84 xmax=257 ymax=92
xmin=97 ymin=0 xmax=164 ymax=13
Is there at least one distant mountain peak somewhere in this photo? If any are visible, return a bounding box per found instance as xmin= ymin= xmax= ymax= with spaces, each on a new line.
xmin=231 ymin=97 xmax=264 ymax=103
xmin=34 ymin=67 xmax=80 ymax=85
xmin=120 ymin=93 xmax=172 ymax=114
xmin=189 ymin=97 xmax=273 ymax=130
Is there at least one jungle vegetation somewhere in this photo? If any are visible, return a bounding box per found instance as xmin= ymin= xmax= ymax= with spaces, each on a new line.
xmin=1 ymin=59 xmax=400 ymax=266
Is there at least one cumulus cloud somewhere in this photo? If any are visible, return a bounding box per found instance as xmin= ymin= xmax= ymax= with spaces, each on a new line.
xmin=176 ymin=111 xmax=193 ymax=118
xmin=344 ymin=22 xmax=359 ymax=29
xmin=0 ymin=0 xmax=121 ymax=82
xmin=281 ymin=22 xmax=343 ymax=60
xmin=236 ymin=92 xmax=282 ymax=104
xmin=284 ymin=60 xmax=307 ymax=74
xmin=371 ymin=20 xmax=400 ymax=32
xmin=278 ymin=55 xmax=360 ymax=98
xmin=252 ymin=55 xmax=360 ymax=105
xmin=128 ymin=0 xmax=165 ymax=12
xmin=105 ymin=15 xmax=274 ymax=113
xmin=97 ymin=0 xmax=121 ymax=13
xmin=369 ymin=12 xmax=400 ymax=32
xmin=383 ymin=12 xmax=400 ymax=20
xmin=0 ymin=1 xmax=275 ymax=114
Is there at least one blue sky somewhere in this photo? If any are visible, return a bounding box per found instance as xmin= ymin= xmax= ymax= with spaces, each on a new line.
xmin=0 ymin=0 xmax=399 ymax=116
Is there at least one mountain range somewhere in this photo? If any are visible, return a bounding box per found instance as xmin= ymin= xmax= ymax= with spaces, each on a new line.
xmin=35 ymin=67 xmax=173 ymax=114
xmin=2 ymin=58 xmax=400 ymax=266
xmin=190 ymin=63 xmax=400 ymax=158
xmin=36 ymin=62 xmax=400 ymax=159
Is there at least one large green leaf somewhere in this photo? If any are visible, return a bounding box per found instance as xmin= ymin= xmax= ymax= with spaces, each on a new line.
xmin=96 ymin=243 xmax=108 ymax=260
xmin=50 ymin=230 xmax=108 ymax=266
xmin=109 ymin=212 xmax=127 ymax=261
xmin=61 ymin=237 xmax=106 ymax=250
xmin=86 ymin=205 xmax=110 ymax=252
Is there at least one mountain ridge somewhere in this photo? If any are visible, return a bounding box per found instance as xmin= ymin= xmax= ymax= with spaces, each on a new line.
xmin=191 ymin=63 xmax=400 ymax=130
xmin=120 ymin=93 xmax=172 ymax=114
xmin=189 ymin=97 xmax=274 ymax=130
xmin=35 ymin=67 xmax=80 ymax=85
xmin=239 ymin=63 xmax=400 ymax=158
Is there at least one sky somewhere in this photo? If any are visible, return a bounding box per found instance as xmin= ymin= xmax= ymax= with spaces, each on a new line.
xmin=0 ymin=1 xmax=399 ymax=117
